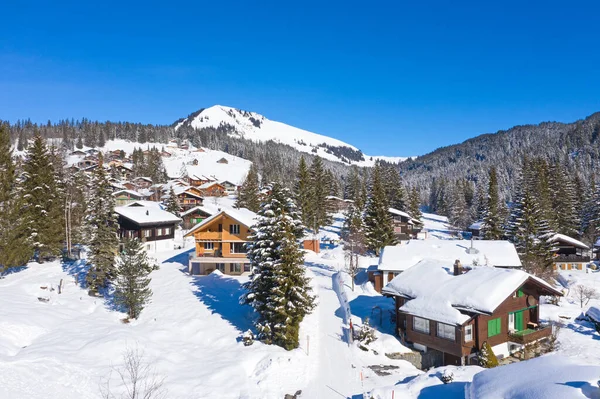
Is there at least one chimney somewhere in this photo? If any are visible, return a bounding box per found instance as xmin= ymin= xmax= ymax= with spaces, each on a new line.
xmin=146 ymin=210 xmax=149 ymax=216
xmin=454 ymin=259 xmax=463 ymax=276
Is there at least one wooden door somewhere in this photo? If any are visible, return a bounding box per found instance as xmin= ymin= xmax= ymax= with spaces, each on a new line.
xmin=515 ymin=311 xmax=524 ymax=331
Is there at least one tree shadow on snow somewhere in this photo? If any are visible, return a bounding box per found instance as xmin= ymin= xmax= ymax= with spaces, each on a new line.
xmin=189 ymin=273 xmax=255 ymax=334
xmin=417 ymin=382 xmax=469 ymax=399
xmin=346 ymin=295 xmax=396 ymax=335
xmin=565 ymin=321 xmax=600 ymax=340
xmin=61 ymin=258 xmax=90 ymax=289
xmin=0 ymin=265 xmax=28 ymax=278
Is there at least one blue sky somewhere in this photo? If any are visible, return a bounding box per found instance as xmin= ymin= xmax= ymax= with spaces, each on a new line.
xmin=2 ymin=1 xmax=600 ymax=156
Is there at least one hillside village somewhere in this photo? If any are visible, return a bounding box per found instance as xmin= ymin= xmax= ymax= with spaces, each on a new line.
xmin=2 ymin=126 xmax=600 ymax=399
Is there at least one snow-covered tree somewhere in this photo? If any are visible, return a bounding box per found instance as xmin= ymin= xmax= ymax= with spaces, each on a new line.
xmin=364 ymin=163 xmax=396 ymax=254
xmin=236 ymin=163 xmax=260 ymax=212
xmin=0 ymin=125 xmax=30 ymax=271
xmin=408 ymin=186 xmax=423 ymax=221
xmin=481 ymin=167 xmax=504 ymax=240
xmin=384 ymin=165 xmax=406 ymax=211
xmin=114 ymin=238 xmax=154 ymax=319
xmin=86 ymin=153 xmax=119 ymax=295
xmin=164 ymin=187 xmax=181 ymax=217
xmin=307 ymin=156 xmax=331 ymax=232
xmin=21 ymin=132 xmax=64 ymax=261
xmin=242 ymin=182 xmax=315 ymax=350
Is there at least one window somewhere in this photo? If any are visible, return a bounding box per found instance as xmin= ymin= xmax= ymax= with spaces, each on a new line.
xmin=229 ymin=224 xmax=240 ymax=234
xmin=203 ymin=242 xmax=214 ymax=251
xmin=232 ymin=263 xmax=242 ymax=273
xmin=488 ymin=318 xmax=501 ymax=337
xmin=164 ymin=228 xmax=171 ymax=235
xmin=230 ymin=242 xmax=246 ymax=254
xmin=518 ymin=289 xmax=524 ymax=298
xmin=244 ymin=263 xmax=251 ymax=272
xmin=216 ymin=263 xmax=225 ymax=272
xmin=437 ymin=322 xmax=456 ymax=341
xmin=413 ymin=317 xmax=430 ymax=334
xmin=218 ymin=224 xmax=223 ymax=232
xmin=156 ymin=228 xmax=163 ymax=236
xmin=143 ymin=229 xmax=151 ymax=238
xmin=465 ymin=324 xmax=473 ymax=342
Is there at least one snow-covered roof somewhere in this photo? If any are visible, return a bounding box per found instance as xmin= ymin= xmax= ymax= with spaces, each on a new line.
xmin=389 ymin=207 xmax=412 ymax=219
xmin=586 ymin=306 xmax=600 ymax=323
xmin=180 ymin=203 xmax=221 ymax=218
xmin=469 ymin=221 xmax=483 ymax=230
xmin=382 ymin=259 xmax=561 ymax=325
xmin=126 ymin=200 xmax=164 ymax=209
xmin=199 ymin=181 xmax=224 ymax=189
xmin=115 ymin=206 xmax=181 ymax=226
xmin=466 ymin=356 xmax=600 ymax=399
xmin=378 ymin=240 xmax=522 ymax=272
xmin=548 ymin=233 xmax=589 ymax=250
xmin=184 ymin=208 xmax=257 ymax=237
xmin=112 ymin=189 xmax=148 ymax=198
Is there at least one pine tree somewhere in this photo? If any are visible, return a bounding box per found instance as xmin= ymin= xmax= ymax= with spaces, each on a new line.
xmin=408 ymin=187 xmax=423 ymax=221
xmin=481 ymin=167 xmax=504 ymax=240
xmin=114 ymin=238 xmax=153 ymax=320
xmin=86 ymin=153 xmax=119 ymax=295
xmin=21 ymin=132 xmax=64 ymax=261
xmin=385 ymin=166 xmax=406 ymax=211
xmin=242 ymin=183 xmax=314 ymax=350
xmin=236 ymin=163 xmax=261 ymax=212
xmin=307 ymin=156 xmax=330 ymax=232
xmin=75 ymin=135 xmax=83 ymax=149
xmin=0 ymin=126 xmax=31 ymax=271
xmin=364 ymin=163 xmax=396 ymax=254
xmin=164 ymin=187 xmax=181 ymax=217
xmin=478 ymin=341 xmax=499 ymax=368
xmin=448 ymin=183 xmax=470 ymax=231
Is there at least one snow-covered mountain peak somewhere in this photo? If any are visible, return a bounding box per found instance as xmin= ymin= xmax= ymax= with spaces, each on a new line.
xmin=175 ymin=105 xmax=408 ymax=166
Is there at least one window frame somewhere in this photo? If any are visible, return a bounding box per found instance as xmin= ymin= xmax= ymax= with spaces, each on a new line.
xmin=464 ymin=324 xmax=473 ymax=342
xmin=232 ymin=263 xmax=242 ymax=273
xmin=229 ymin=224 xmax=241 ymax=235
xmin=230 ymin=242 xmax=246 ymax=254
xmin=413 ymin=316 xmax=430 ymax=334
xmin=203 ymin=242 xmax=214 ymax=251
xmin=436 ymin=322 xmax=456 ymax=341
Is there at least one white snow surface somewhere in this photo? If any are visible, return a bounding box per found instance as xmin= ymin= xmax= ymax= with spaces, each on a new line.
xmin=378 ymin=239 xmax=522 ymax=272
xmin=382 ymin=259 xmax=557 ymax=325
xmin=176 ymin=105 xmax=407 ymax=166
xmin=465 ymin=355 xmax=600 ymax=399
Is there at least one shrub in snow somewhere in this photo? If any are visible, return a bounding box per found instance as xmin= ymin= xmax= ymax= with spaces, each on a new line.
xmin=242 ymin=330 xmax=254 ymax=346
xmin=356 ymin=318 xmax=377 ymax=346
xmin=440 ymin=369 xmax=454 ymax=384
xmin=478 ymin=341 xmax=499 ymax=368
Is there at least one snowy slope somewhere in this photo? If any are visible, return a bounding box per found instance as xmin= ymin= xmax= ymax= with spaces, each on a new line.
xmin=175 ymin=105 xmax=408 ymax=166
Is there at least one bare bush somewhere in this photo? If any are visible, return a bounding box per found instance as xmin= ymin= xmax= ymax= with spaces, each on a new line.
xmin=100 ymin=346 xmax=167 ymax=399
xmin=573 ymin=284 xmax=599 ymax=308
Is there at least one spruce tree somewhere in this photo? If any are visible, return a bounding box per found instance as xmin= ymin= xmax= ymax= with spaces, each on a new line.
xmin=385 ymin=166 xmax=407 ymax=211
xmin=242 ymin=183 xmax=314 ymax=350
xmin=114 ymin=238 xmax=153 ymax=320
xmin=408 ymin=187 xmax=423 ymax=221
xmin=0 ymin=126 xmax=31 ymax=271
xmin=86 ymin=153 xmax=119 ymax=295
xmin=364 ymin=163 xmax=396 ymax=254
xmin=75 ymin=135 xmax=83 ymax=149
xmin=295 ymin=156 xmax=312 ymax=227
xmin=21 ymin=132 xmax=64 ymax=261
xmin=165 ymin=187 xmax=181 ymax=217
xmin=236 ymin=163 xmax=261 ymax=212
xmin=448 ymin=183 xmax=470 ymax=231
xmin=308 ymin=156 xmax=330 ymax=232
xmin=481 ymin=167 xmax=504 ymax=240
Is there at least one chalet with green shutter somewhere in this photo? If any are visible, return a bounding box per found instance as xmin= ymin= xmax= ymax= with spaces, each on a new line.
xmin=382 ymin=259 xmax=563 ymax=367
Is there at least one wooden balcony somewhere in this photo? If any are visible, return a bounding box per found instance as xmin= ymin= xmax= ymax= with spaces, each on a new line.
xmin=196 ymin=232 xmax=223 ymax=240
xmin=508 ymin=325 xmax=552 ymax=344
xmin=555 ymin=254 xmax=590 ymax=262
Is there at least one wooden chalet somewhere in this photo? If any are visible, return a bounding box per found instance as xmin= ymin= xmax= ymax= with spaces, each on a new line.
xmin=372 ymin=240 xmax=522 ymax=292
xmin=70 ymin=149 xmax=87 ymax=156
xmin=219 ymin=180 xmax=238 ymax=195
xmin=114 ymin=164 xmax=133 ymax=180
xmin=184 ymin=208 xmax=256 ymax=275
xmin=115 ymin=205 xmax=181 ymax=252
xmin=548 ymin=234 xmax=590 ymax=271
xmin=382 ymin=259 xmax=563 ymax=367
xmin=162 ymin=185 xmax=204 ymax=210
xmin=389 ymin=207 xmax=422 ymax=240
xmin=133 ymin=176 xmax=153 ymax=189
xmin=189 ymin=175 xmax=213 ymax=187
xmin=113 ymin=190 xmax=149 ymax=206
xmin=199 ymin=181 xmax=227 ymax=197
xmin=180 ymin=206 xmax=215 ymax=229
xmin=325 ymin=196 xmax=353 ymax=213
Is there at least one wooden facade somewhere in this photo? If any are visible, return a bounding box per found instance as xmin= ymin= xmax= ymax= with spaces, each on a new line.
xmin=185 ymin=211 xmax=252 ymax=275
xmin=181 ymin=207 xmax=212 ymax=229
xmin=200 ymin=182 xmax=227 ymax=197
xmin=390 ymin=278 xmax=561 ymax=367
xmin=550 ymin=234 xmax=590 ymax=271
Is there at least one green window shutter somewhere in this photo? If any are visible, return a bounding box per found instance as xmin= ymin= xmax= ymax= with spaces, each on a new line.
xmin=488 ymin=317 xmax=501 ymax=337
xmin=518 ymin=289 xmax=524 ymax=297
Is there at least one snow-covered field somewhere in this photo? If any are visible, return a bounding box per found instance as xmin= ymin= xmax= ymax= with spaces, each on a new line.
xmin=421 ymin=212 xmax=456 ymax=240
xmin=3 ymin=212 xmax=600 ymax=398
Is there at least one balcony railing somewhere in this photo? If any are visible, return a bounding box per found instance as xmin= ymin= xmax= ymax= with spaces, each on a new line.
xmin=508 ymin=325 xmax=552 ymax=344
xmin=555 ymin=254 xmax=590 ymax=262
